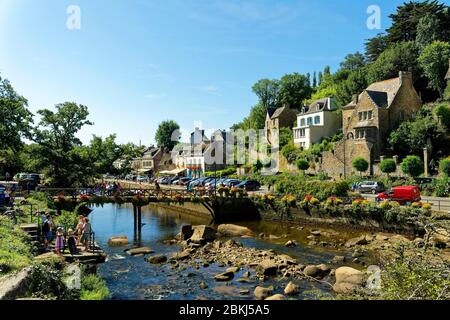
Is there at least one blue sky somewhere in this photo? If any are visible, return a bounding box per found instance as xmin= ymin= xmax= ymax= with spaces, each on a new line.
xmin=0 ymin=0 xmax=409 ymax=145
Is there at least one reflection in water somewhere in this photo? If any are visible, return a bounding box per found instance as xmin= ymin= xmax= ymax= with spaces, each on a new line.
xmin=90 ymin=204 xmax=357 ymax=300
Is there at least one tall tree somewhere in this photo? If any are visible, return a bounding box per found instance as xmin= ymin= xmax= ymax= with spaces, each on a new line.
xmin=340 ymin=52 xmax=366 ymax=71
xmin=313 ymin=72 xmax=317 ymax=87
xmin=416 ymin=13 xmax=442 ymax=50
xmin=0 ymin=74 xmax=33 ymax=152
xmin=251 ymin=79 xmax=280 ymax=109
xmin=88 ymin=134 xmax=122 ymax=175
xmin=365 ymin=33 xmax=389 ymax=63
xmin=418 ymin=41 xmax=450 ymax=97
xmin=336 ymin=69 xmax=368 ymax=106
xmin=278 ymin=73 xmax=312 ymax=108
xmin=33 ymin=102 xmax=93 ymax=187
xmin=387 ymin=0 xmax=449 ymax=44
xmin=155 ymin=120 xmax=180 ymax=150
xmin=318 ymin=72 xmax=323 ymax=86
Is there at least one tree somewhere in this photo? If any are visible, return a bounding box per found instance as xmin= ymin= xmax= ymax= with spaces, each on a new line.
xmin=379 ymin=158 xmax=397 ymax=177
xmin=434 ymin=103 xmax=450 ymax=129
xmin=389 ymin=113 xmax=446 ymax=156
xmin=279 ymin=127 xmax=293 ymax=149
xmin=252 ymin=79 xmax=280 ymax=109
xmin=33 ymin=102 xmax=93 ymax=187
xmin=365 ymin=33 xmax=389 ymax=63
xmin=340 ymin=52 xmax=366 ymax=71
xmin=401 ymin=155 xmax=424 ymax=177
xmin=366 ymin=41 xmax=421 ymax=85
xmin=318 ymin=72 xmax=323 ymax=86
xmin=296 ymin=159 xmax=310 ymax=174
xmin=313 ymin=72 xmax=317 ymax=87
xmin=155 ymin=120 xmax=180 ymax=150
xmin=336 ymin=69 xmax=368 ymax=106
xmin=439 ymin=158 xmax=450 ymax=176
xmin=352 ymin=157 xmax=369 ymax=176
xmin=416 ymin=14 xmax=442 ymax=50
xmin=278 ymin=73 xmax=312 ymax=108
xmin=418 ymin=41 xmax=450 ymax=98
xmin=387 ymin=0 xmax=449 ymax=44
xmin=0 ymin=74 xmax=33 ymax=175
xmin=88 ymin=134 xmax=122 ymax=175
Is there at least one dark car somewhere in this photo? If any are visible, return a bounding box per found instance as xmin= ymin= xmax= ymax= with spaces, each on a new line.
xmin=177 ymin=177 xmax=193 ymax=185
xmin=222 ymin=179 xmax=241 ymax=187
xmin=236 ymin=180 xmax=261 ymax=191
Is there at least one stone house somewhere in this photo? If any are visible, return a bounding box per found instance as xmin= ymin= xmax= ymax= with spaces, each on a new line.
xmin=264 ymin=105 xmax=297 ymax=145
xmin=293 ymin=97 xmax=341 ymax=148
xmin=321 ymin=71 xmax=422 ymax=177
xmin=131 ymin=146 xmax=163 ymax=175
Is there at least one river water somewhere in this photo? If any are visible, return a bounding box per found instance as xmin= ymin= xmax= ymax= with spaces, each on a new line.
xmin=89 ymin=203 xmax=362 ymax=300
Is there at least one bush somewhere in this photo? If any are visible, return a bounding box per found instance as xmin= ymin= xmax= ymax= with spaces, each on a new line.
xmin=80 ymin=275 xmax=111 ymax=300
xmin=352 ymin=157 xmax=369 ymax=175
xmin=28 ymin=263 xmax=73 ymax=299
xmin=379 ymin=159 xmax=397 ymax=176
xmin=274 ymin=176 xmax=349 ymax=200
xmin=296 ymin=159 xmax=310 ymax=172
xmin=401 ymin=156 xmax=424 ymax=177
xmin=54 ymin=210 xmax=79 ymax=230
xmin=434 ymin=176 xmax=449 ymax=197
xmin=439 ymin=159 xmax=450 ymax=176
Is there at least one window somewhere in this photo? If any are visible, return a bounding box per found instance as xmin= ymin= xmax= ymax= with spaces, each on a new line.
xmin=359 ymin=112 xmax=363 ymax=121
xmin=356 ymin=129 xmax=365 ymax=139
xmin=300 ymin=118 xmax=306 ymax=127
xmin=368 ymin=111 xmax=373 ymax=119
xmin=399 ymin=111 xmax=405 ymax=121
xmin=307 ymin=117 xmax=313 ymax=125
xmin=314 ymin=116 xmax=320 ymax=124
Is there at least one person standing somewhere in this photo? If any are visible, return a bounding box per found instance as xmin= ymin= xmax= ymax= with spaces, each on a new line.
xmin=80 ymin=217 xmax=92 ymax=252
xmin=54 ymin=227 xmax=64 ymax=255
xmin=42 ymin=214 xmax=53 ymax=250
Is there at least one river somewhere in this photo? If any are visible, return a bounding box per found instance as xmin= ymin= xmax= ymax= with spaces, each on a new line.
xmin=89 ymin=203 xmax=364 ymax=300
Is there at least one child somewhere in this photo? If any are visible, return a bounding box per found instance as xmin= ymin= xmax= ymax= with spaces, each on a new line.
xmin=55 ymin=227 xmax=64 ymax=255
xmin=67 ymin=229 xmax=78 ymax=255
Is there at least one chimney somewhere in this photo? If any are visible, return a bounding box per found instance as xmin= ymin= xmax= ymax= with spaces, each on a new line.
xmin=399 ymin=71 xmax=412 ymax=85
xmin=352 ymin=94 xmax=359 ymax=104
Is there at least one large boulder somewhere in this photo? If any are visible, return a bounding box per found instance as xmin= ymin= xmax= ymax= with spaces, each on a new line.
xmin=217 ymin=224 xmax=254 ymax=237
xmin=254 ymin=286 xmax=273 ymax=300
xmin=214 ymin=271 xmax=234 ymax=282
xmin=108 ymin=236 xmax=129 ymax=247
xmin=284 ymin=282 xmax=299 ymax=296
xmin=303 ymin=264 xmax=331 ymax=279
xmin=146 ymin=255 xmax=168 ymax=264
xmin=345 ymin=236 xmax=369 ymax=248
xmin=332 ymin=267 xmax=364 ymax=294
xmin=265 ymin=294 xmax=285 ymax=300
xmin=180 ymin=225 xmax=194 ymax=241
xmin=190 ymin=225 xmax=217 ymax=244
xmin=256 ymin=259 xmax=278 ymax=276
xmin=126 ymin=247 xmax=154 ymax=256
xmin=429 ymin=228 xmax=450 ymax=249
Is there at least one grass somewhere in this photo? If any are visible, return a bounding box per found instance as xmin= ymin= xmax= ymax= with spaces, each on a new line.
xmin=80 ymin=275 xmax=111 ymax=300
xmin=0 ymin=216 xmax=32 ymax=274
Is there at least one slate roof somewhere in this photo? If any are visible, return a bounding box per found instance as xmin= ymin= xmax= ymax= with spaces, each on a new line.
xmin=300 ymin=98 xmax=335 ymax=115
xmin=271 ymin=106 xmax=287 ymax=119
xmin=366 ymin=77 xmax=401 ymax=107
xmin=267 ymin=108 xmax=277 ymax=118
xmin=366 ymin=90 xmax=388 ymax=108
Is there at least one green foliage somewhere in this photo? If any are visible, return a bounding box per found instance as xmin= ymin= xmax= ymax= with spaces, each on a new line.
xmin=340 ymin=52 xmax=366 ymax=71
xmin=54 ymin=211 xmax=78 ymax=229
xmin=366 ymin=41 xmax=421 ymax=85
xmin=87 ymin=134 xmax=122 ymax=175
xmin=352 ymin=157 xmax=369 ymax=174
xmin=279 ymin=127 xmax=293 ymax=149
xmin=296 ymin=159 xmax=310 ymax=172
xmin=28 ymin=262 xmax=74 ymax=300
xmin=0 ymin=216 xmax=32 ymax=274
xmin=32 ymin=102 xmax=93 ymax=187
xmin=336 ymin=69 xmax=368 ymax=106
xmin=445 ymin=83 xmax=450 ymax=101
xmin=205 ymin=166 xmax=237 ymax=177
xmin=252 ymin=79 xmax=280 ymax=109
xmin=434 ymin=176 xmax=449 ymax=197
xmin=80 ymin=275 xmax=111 ymax=300
xmin=434 ymin=103 xmax=450 ymax=129
xmin=278 ymin=73 xmax=312 ymax=107
xmin=418 ymin=41 xmax=450 ymax=97
xmin=379 ymin=159 xmax=397 ymax=176
xmin=401 ymin=155 xmax=424 ymax=177
xmin=440 ymin=159 xmax=450 ymax=176
xmin=155 ymin=120 xmax=180 ymax=150
xmin=389 ymin=109 xmax=447 ymax=156
xmin=416 ymin=14 xmax=442 ymax=50
xmin=380 ymin=246 xmax=450 ymax=300
xmin=365 ymin=33 xmax=389 ymax=63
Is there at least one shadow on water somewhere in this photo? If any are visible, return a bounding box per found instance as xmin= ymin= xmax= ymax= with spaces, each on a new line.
xmin=89 ymin=204 xmax=361 ymax=300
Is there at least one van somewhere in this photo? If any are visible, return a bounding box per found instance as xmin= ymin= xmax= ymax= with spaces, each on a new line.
xmin=376 ymin=186 xmax=421 ymax=204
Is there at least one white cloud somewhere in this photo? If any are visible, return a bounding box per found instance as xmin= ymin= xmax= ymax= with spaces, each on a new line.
xmin=195 ymin=84 xmax=222 ymax=96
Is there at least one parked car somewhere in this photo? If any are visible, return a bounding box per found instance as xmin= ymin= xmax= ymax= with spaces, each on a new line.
xmin=235 ymin=180 xmax=261 ymax=191
xmin=0 ymin=185 xmax=10 ymax=206
xmin=177 ymin=177 xmax=192 ymax=186
xmin=376 ymin=186 xmax=421 ymax=204
xmin=356 ymin=181 xmax=385 ymax=194
xmin=13 ymin=173 xmax=28 ymax=182
xmin=136 ymin=175 xmax=150 ymax=183
xmin=222 ymin=179 xmax=241 ymax=187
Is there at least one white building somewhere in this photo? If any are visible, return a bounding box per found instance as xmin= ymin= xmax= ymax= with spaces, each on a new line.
xmin=293 ymin=98 xmax=341 ymax=149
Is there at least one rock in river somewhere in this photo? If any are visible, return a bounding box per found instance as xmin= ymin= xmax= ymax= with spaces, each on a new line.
xmin=254 ymin=286 xmax=273 ymax=300
xmin=217 ymin=224 xmax=254 ymax=237
xmin=190 ymin=225 xmax=217 ymax=244
xmin=303 ymin=264 xmax=330 ymax=279
xmin=108 ymin=236 xmax=129 ymax=247
xmin=345 ymin=235 xmax=369 ymax=248
xmin=265 ymin=294 xmax=285 ymax=300
xmin=214 ymin=271 xmax=234 ymax=282
xmin=256 ymin=260 xmax=278 ymax=277
xmin=146 ymin=255 xmax=168 ymax=264
xmin=284 ymin=282 xmax=299 ymax=296
xmin=126 ymin=247 xmax=154 ymax=256
xmin=332 ymin=267 xmax=364 ymax=294
xmin=285 ymin=240 xmax=297 ymax=248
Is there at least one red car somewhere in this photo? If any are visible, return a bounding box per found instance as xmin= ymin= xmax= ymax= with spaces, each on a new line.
xmin=376 ymin=186 xmax=421 ymax=205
